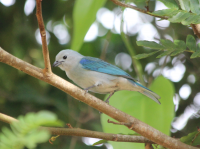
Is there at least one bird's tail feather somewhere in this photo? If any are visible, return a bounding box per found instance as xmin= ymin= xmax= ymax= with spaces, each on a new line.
xmin=139 ymin=89 xmax=161 ymax=104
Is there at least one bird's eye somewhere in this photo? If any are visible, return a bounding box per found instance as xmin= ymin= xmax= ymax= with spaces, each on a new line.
xmin=63 ymin=55 xmax=67 ymax=59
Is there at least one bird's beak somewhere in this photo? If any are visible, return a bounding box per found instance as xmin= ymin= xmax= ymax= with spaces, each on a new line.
xmin=53 ymin=61 xmax=62 ymax=67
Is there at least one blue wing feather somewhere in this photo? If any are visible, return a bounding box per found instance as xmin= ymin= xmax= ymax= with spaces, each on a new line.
xmin=80 ymin=57 xmax=138 ymax=82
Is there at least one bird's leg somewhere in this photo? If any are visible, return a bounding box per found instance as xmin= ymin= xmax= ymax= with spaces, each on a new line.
xmin=83 ymin=84 xmax=97 ymax=94
xmin=105 ymin=91 xmax=115 ymax=104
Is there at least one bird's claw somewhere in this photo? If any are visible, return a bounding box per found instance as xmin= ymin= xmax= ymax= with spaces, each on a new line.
xmin=83 ymin=89 xmax=88 ymax=95
xmin=105 ymin=100 xmax=109 ymax=104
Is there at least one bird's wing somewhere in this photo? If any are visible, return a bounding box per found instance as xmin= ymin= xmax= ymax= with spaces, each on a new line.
xmin=79 ymin=57 xmax=138 ymax=82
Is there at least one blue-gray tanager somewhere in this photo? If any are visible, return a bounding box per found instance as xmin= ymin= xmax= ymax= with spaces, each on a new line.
xmin=53 ymin=50 xmax=161 ymax=104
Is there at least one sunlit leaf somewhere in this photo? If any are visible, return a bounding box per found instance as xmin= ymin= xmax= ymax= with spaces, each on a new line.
xmin=151 ymin=9 xmax=179 ymax=16
xmin=186 ymin=35 xmax=197 ymax=52
xmin=133 ymin=50 xmax=161 ymax=59
xmin=158 ymin=0 xmax=179 ymax=9
xmin=181 ymin=14 xmax=200 ymax=25
xmin=169 ymin=11 xmax=190 ymax=23
xmin=101 ymin=76 xmax=174 ymax=149
xmin=71 ymin=0 xmax=106 ymax=51
xmin=178 ymin=0 xmax=190 ymax=12
xmin=190 ymin=0 xmax=200 ymax=15
xmin=136 ymin=41 xmax=164 ymax=49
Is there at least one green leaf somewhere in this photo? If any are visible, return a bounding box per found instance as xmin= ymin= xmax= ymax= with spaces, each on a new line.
xmin=170 ymin=40 xmax=186 ymax=56
xmin=178 ymin=0 xmax=190 ymax=12
xmin=101 ymin=76 xmax=174 ymax=149
xmin=151 ymin=9 xmax=179 ymax=17
xmin=156 ymin=50 xmax=174 ymax=58
xmin=180 ymin=130 xmax=200 ymax=146
xmin=0 ymin=111 xmax=64 ymax=149
xmin=71 ymin=0 xmax=106 ymax=51
xmin=170 ymin=50 xmax=184 ymax=56
xmin=92 ymin=140 xmax=107 ymax=146
xmin=169 ymin=11 xmax=191 ymax=23
xmin=190 ymin=43 xmax=200 ymax=58
xmin=160 ymin=39 xmax=176 ymax=50
xmin=190 ymin=0 xmax=200 ymax=15
xmin=158 ymin=0 xmax=179 ymax=9
xmin=186 ymin=35 xmax=197 ymax=52
xmin=192 ymin=15 xmax=200 ymax=24
xmin=181 ymin=14 xmax=200 ymax=25
xmin=174 ymin=40 xmax=186 ymax=50
xmin=133 ymin=50 xmax=161 ymax=59
xmin=136 ymin=41 xmax=164 ymax=49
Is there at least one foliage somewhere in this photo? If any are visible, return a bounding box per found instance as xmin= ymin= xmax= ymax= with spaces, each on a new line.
xmin=180 ymin=130 xmax=200 ymax=146
xmin=0 ymin=111 xmax=64 ymax=149
xmin=134 ymin=35 xmax=200 ymax=59
xmin=101 ymin=76 xmax=174 ymax=149
xmin=150 ymin=0 xmax=200 ymax=25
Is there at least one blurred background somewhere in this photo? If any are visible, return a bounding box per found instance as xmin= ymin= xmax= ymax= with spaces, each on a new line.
xmin=0 ymin=0 xmax=200 ymax=149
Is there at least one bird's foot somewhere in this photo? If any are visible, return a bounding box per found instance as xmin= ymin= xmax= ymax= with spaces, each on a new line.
xmin=83 ymin=89 xmax=88 ymax=95
xmin=105 ymin=100 xmax=109 ymax=104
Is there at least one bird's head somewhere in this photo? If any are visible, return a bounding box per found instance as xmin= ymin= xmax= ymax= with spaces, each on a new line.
xmin=53 ymin=49 xmax=83 ymax=71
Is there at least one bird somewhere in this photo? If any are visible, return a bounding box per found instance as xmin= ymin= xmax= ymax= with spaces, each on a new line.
xmin=53 ymin=50 xmax=161 ymax=104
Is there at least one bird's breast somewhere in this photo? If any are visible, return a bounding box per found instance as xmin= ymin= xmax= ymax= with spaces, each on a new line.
xmin=65 ymin=67 xmax=121 ymax=94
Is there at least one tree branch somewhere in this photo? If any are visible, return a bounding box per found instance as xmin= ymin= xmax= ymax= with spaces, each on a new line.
xmin=109 ymin=0 xmax=168 ymax=19
xmin=191 ymin=24 xmax=200 ymax=39
xmin=0 ymin=112 xmax=154 ymax=144
xmin=0 ymin=113 xmax=18 ymax=124
xmin=0 ymin=47 xmax=198 ymax=149
xmin=36 ymin=0 xmax=51 ymax=74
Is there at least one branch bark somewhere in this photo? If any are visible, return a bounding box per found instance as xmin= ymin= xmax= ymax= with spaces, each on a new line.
xmin=191 ymin=24 xmax=200 ymax=39
xmin=0 ymin=47 xmax=198 ymax=149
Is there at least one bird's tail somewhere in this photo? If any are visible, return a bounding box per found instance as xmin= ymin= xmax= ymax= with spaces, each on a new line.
xmin=132 ymin=81 xmax=161 ymax=104
xmin=139 ymin=88 xmax=161 ymax=104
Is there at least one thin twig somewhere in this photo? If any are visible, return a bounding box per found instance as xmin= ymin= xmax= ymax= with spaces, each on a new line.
xmin=67 ymin=123 xmax=73 ymax=128
xmin=0 ymin=112 xmax=154 ymax=144
xmin=108 ymin=119 xmax=134 ymax=129
xmin=107 ymin=119 xmax=130 ymax=125
xmin=36 ymin=0 xmax=52 ymax=74
xmin=109 ymin=0 xmax=168 ymax=19
xmin=0 ymin=47 xmax=198 ymax=149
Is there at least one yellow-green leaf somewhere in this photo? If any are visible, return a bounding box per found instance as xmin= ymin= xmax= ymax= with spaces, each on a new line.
xmin=71 ymin=0 xmax=106 ymax=51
